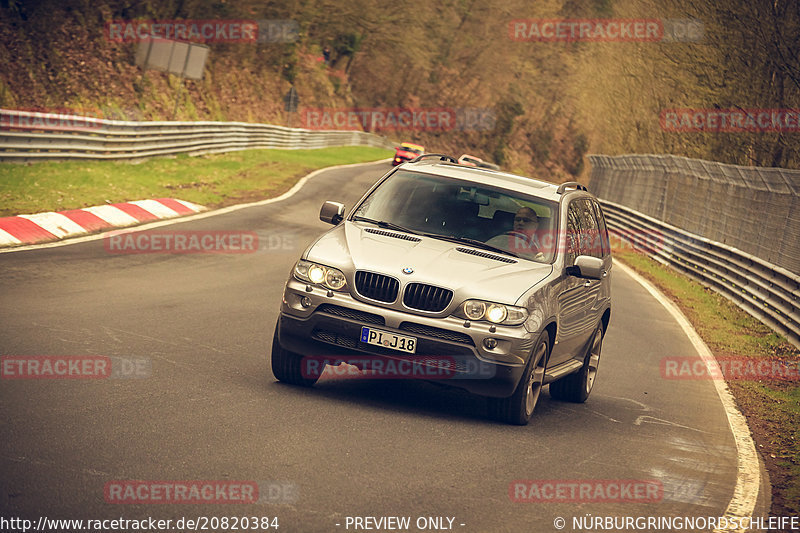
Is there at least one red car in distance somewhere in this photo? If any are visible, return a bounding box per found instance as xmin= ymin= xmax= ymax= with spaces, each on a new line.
xmin=393 ymin=142 xmax=425 ymax=166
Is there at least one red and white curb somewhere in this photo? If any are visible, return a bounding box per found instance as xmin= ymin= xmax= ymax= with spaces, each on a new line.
xmin=0 ymin=198 xmax=206 ymax=248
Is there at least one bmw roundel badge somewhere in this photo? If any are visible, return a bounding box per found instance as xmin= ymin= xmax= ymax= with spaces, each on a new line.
xmin=402 ymin=267 xmax=414 ymax=274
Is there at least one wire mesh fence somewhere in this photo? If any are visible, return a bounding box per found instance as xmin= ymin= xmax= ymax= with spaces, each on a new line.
xmin=589 ymin=154 xmax=800 ymax=275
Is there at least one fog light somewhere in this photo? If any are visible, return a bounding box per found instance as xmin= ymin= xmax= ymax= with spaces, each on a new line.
xmin=300 ymin=296 xmax=312 ymax=308
xmin=483 ymin=338 xmax=498 ymax=350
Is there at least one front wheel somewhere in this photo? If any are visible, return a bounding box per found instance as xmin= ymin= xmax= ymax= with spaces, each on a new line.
xmin=550 ymin=323 xmax=603 ymax=403
xmin=270 ymin=319 xmax=318 ymax=387
xmin=487 ymin=331 xmax=549 ymax=425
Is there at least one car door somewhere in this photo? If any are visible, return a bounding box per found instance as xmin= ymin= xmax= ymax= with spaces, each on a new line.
xmin=591 ymin=199 xmax=613 ymax=308
xmin=551 ymin=200 xmax=588 ymax=364
xmin=552 ymin=199 xmax=602 ymax=364
xmin=573 ymin=199 xmax=606 ymax=340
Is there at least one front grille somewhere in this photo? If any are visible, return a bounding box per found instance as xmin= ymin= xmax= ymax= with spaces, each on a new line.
xmin=312 ymin=329 xmax=358 ymax=348
xmin=411 ymin=354 xmax=471 ymax=373
xmin=316 ymin=304 xmax=385 ymax=326
xmin=403 ymin=283 xmax=453 ymax=312
xmin=354 ymin=271 xmax=399 ymax=303
xmin=399 ymin=322 xmax=475 ymax=345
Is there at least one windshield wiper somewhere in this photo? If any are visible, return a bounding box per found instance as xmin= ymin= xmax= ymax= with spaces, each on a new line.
xmin=351 ymin=218 xmax=519 ymax=258
xmin=351 ymin=216 xmax=421 ymax=236
xmin=421 ymin=233 xmax=520 ymax=258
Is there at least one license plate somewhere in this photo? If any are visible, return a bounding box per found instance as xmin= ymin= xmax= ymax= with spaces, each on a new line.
xmin=360 ymin=327 xmax=417 ymax=354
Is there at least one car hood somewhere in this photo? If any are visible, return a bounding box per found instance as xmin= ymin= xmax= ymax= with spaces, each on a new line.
xmin=305 ymin=221 xmax=553 ymax=306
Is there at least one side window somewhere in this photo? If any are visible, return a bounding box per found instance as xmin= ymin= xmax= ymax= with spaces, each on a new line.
xmin=591 ymin=201 xmax=610 ymax=256
xmin=565 ymin=201 xmax=584 ymax=266
xmin=578 ymin=199 xmax=603 ymax=258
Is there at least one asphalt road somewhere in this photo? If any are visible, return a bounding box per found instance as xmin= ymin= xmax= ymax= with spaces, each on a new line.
xmin=0 ymin=161 xmax=769 ymax=532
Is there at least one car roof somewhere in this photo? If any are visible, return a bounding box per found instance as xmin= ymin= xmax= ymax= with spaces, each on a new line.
xmin=400 ymin=142 xmax=425 ymax=150
xmin=401 ymin=159 xmax=588 ymax=202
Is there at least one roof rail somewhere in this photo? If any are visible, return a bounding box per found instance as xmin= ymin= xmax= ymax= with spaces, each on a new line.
xmin=556 ymin=181 xmax=588 ymax=194
xmin=409 ymin=153 xmax=458 ymax=164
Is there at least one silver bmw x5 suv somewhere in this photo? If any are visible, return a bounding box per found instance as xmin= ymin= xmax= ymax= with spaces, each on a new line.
xmin=272 ymin=154 xmax=612 ymax=425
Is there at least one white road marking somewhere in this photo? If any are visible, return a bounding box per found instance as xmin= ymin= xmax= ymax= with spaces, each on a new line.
xmin=18 ymin=212 xmax=88 ymax=238
xmin=83 ymin=205 xmax=140 ymax=226
xmin=616 ymin=261 xmax=762 ymax=533
xmin=128 ymin=199 xmax=181 ymax=218
xmin=171 ymin=198 xmax=206 ymax=212
xmin=633 ymin=415 xmax=711 ymax=434
xmin=0 ymin=227 xmax=22 ymax=245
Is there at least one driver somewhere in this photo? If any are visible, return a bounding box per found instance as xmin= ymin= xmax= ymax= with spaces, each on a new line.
xmin=486 ymin=207 xmax=545 ymax=260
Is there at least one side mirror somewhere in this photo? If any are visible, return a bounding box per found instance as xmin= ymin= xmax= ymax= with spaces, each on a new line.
xmin=320 ymin=201 xmax=345 ymax=225
xmin=567 ymin=255 xmax=604 ymax=280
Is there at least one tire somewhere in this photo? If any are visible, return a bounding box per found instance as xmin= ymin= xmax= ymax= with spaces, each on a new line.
xmin=487 ymin=331 xmax=549 ymax=425
xmin=549 ymin=323 xmax=603 ymax=403
xmin=270 ymin=319 xmax=318 ymax=387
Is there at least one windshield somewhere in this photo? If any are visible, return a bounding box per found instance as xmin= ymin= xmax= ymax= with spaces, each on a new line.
xmin=352 ymin=170 xmax=558 ymax=263
xmin=400 ymin=145 xmax=423 ymax=154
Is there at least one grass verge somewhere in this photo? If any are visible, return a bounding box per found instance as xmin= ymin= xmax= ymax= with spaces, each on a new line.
xmin=0 ymin=146 xmax=393 ymax=217
xmin=614 ymin=247 xmax=800 ymax=516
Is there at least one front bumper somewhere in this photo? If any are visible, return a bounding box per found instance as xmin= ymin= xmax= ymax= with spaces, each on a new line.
xmin=278 ymin=278 xmax=536 ymax=397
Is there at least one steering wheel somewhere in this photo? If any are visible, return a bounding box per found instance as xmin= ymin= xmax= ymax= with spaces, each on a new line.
xmin=502 ymin=230 xmax=532 ymax=242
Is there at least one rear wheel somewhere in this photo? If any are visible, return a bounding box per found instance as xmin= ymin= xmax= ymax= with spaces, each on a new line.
xmin=270 ymin=319 xmax=318 ymax=387
xmin=488 ymin=331 xmax=549 ymax=425
xmin=550 ymin=323 xmax=603 ymax=403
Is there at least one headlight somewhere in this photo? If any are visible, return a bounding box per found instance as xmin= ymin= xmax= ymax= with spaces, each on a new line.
xmin=457 ymin=300 xmax=528 ymax=325
xmin=486 ymin=304 xmax=508 ymax=323
xmin=308 ymin=264 xmax=325 ymax=284
xmin=464 ymin=300 xmax=486 ymax=320
xmin=294 ymin=260 xmax=348 ymax=291
xmin=325 ymin=269 xmax=346 ymax=290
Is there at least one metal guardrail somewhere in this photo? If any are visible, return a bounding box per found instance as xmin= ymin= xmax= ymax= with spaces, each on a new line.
xmin=0 ymin=109 xmax=396 ymax=162
xmin=600 ymin=199 xmax=800 ymax=350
